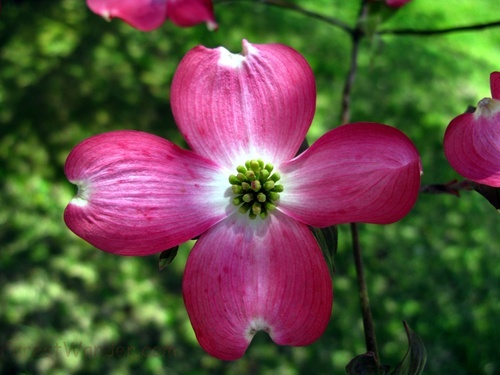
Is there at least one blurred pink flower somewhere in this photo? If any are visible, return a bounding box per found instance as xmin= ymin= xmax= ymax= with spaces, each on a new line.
xmin=385 ymin=0 xmax=412 ymax=8
xmin=87 ymin=0 xmax=217 ymax=31
xmin=369 ymin=0 xmax=412 ymax=8
xmin=64 ymin=40 xmax=422 ymax=359
xmin=444 ymin=72 xmax=500 ymax=187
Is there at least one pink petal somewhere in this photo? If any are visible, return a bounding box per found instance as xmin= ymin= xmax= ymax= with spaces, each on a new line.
xmin=491 ymin=71 xmax=500 ymax=100
xmin=171 ymin=40 xmax=316 ymax=170
xmin=386 ymin=0 xmax=412 ymax=7
xmin=64 ymin=130 xmax=229 ymax=256
xmin=87 ymin=0 xmax=168 ymax=31
xmin=444 ymin=102 xmax=500 ymax=187
xmin=167 ymin=0 xmax=217 ymax=30
xmin=278 ymin=122 xmax=422 ymax=227
xmin=183 ymin=212 xmax=333 ymax=360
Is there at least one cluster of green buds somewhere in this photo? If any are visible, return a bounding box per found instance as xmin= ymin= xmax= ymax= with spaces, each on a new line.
xmin=229 ymin=159 xmax=284 ymax=219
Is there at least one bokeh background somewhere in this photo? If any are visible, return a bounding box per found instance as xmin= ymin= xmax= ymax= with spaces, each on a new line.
xmin=1 ymin=0 xmax=499 ymax=374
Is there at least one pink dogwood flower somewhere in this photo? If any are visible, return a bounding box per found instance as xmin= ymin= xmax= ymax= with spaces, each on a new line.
xmin=444 ymin=72 xmax=500 ymax=187
xmin=385 ymin=0 xmax=412 ymax=8
xmin=64 ymin=40 xmax=422 ymax=360
xmin=369 ymin=0 xmax=412 ymax=8
xmin=87 ymin=0 xmax=217 ymax=31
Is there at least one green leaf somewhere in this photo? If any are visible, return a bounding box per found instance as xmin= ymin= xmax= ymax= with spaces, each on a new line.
xmin=362 ymin=1 xmax=400 ymax=39
xmin=391 ymin=321 xmax=427 ymax=375
xmin=158 ymin=246 xmax=179 ymax=271
xmin=346 ymin=352 xmax=389 ymax=375
xmin=470 ymin=182 xmax=500 ymax=211
xmin=311 ymin=225 xmax=338 ymax=276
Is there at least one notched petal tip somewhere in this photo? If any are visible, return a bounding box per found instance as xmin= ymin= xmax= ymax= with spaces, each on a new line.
xmin=216 ymin=40 xmax=258 ymax=68
xmin=67 ymin=180 xmax=91 ymax=207
xmin=217 ymin=47 xmax=246 ymax=68
xmin=475 ymin=97 xmax=500 ymax=118
xmin=245 ymin=318 xmax=271 ymax=342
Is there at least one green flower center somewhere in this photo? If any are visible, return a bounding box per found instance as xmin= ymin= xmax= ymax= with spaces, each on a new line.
xmin=228 ymin=159 xmax=284 ymax=220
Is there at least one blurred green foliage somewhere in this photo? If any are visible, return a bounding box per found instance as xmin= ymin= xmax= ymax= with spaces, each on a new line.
xmin=1 ymin=0 xmax=499 ymax=374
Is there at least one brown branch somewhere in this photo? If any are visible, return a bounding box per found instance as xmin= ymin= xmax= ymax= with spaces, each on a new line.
xmin=216 ymin=1 xmax=500 ymax=38
xmin=213 ymin=0 xmax=353 ymax=34
xmin=350 ymin=223 xmax=380 ymax=363
xmin=419 ymin=180 xmax=473 ymax=197
xmin=379 ymin=20 xmax=500 ymax=36
xmin=340 ymin=25 xmax=363 ymax=124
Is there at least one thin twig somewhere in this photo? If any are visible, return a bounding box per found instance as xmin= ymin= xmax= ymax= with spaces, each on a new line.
xmin=379 ymin=20 xmax=500 ymax=36
xmin=215 ymin=1 xmax=500 ymax=37
xmin=340 ymin=24 xmax=362 ymax=124
xmin=213 ymin=0 xmax=353 ymax=34
xmin=419 ymin=180 xmax=473 ymax=197
xmin=350 ymin=223 xmax=380 ymax=362
xmin=340 ymin=0 xmax=371 ymax=125
xmin=217 ymin=0 xmax=500 ymax=36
